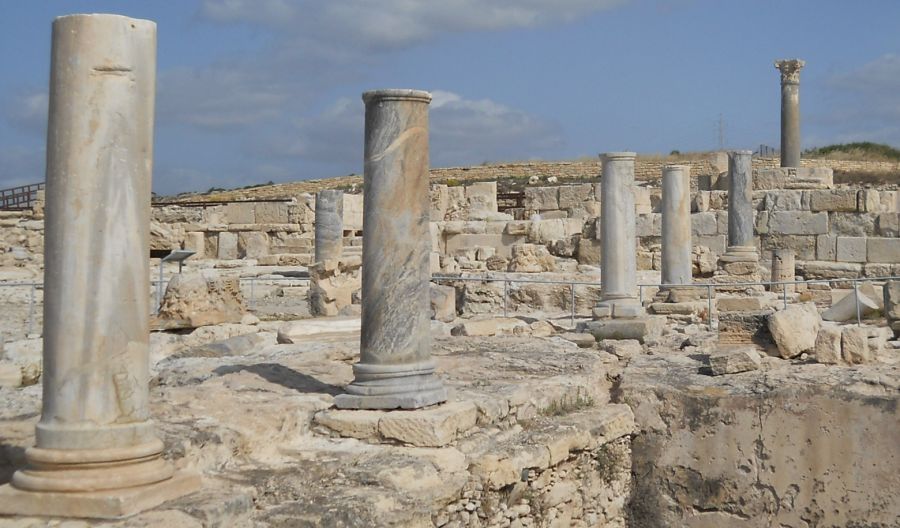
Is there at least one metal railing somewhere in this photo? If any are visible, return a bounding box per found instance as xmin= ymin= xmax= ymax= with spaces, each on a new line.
xmin=432 ymin=273 xmax=899 ymax=329
xmin=0 ymin=182 xmax=44 ymax=210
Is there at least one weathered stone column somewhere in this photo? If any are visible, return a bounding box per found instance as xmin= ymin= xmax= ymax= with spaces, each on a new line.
xmin=661 ymin=165 xmax=692 ymax=288
xmin=314 ymin=189 xmax=344 ymax=263
xmin=771 ymin=249 xmax=796 ymax=293
xmin=335 ymin=89 xmax=446 ymax=409
xmin=776 ymin=59 xmax=805 ymax=168
xmin=0 ymin=14 xmax=198 ymax=518
xmin=723 ymin=150 xmax=758 ymax=262
xmin=597 ymin=152 xmax=642 ymax=317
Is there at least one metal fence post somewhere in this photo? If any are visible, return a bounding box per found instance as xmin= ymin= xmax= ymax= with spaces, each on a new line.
xmin=782 ymin=282 xmax=788 ymax=310
xmin=707 ymin=284 xmax=713 ymax=328
xmin=570 ymin=283 xmax=576 ymax=327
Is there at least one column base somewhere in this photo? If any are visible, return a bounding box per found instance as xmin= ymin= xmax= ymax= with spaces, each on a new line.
xmin=0 ymin=470 xmax=201 ymax=519
xmin=335 ymin=360 xmax=448 ymax=410
xmin=594 ymin=297 xmax=644 ymax=319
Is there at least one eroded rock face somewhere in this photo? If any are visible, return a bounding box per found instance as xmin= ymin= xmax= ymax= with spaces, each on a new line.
xmin=157 ymin=273 xmax=246 ymax=327
xmin=620 ymin=353 xmax=900 ymax=527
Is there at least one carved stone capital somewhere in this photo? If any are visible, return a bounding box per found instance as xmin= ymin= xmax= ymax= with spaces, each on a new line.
xmin=775 ymin=59 xmax=805 ymax=84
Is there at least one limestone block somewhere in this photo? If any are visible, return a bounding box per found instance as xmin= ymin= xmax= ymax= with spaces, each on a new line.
xmin=558 ymin=184 xmax=593 ymax=208
xmin=524 ymin=187 xmax=559 ymax=211
xmin=308 ymin=264 xmax=362 ymax=316
xmin=836 ymin=237 xmax=867 ymax=263
xmin=636 ymin=213 xmax=661 ymax=237
xmin=217 ymin=232 xmax=239 ymax=259
xmin=585 ymin=316 xmax=665 ymax=343
xmin=238 ymin=231 xmax=268 ymax=258
xmin=808 ymin=189 xmax=858 ymax=212
xmin=691 ymin=212 xmax=718 ymax=236
xmin=881 ymin=190 xmax=899 ymax=213
xmin=505 ymin=221 xmax=530 ymax=235
xmin=796 ymin=261 xmax=862 ymax=280
xmin=430 ymin=184 xmax=449 ymax=221
xmin=342 ymin=193 xmax=364 ymax=231
xmin=708 ymin=191 xmax=728 ymax=210
xmin=577 ymin=238 xmax=602 ymax=266
xmin=466 ymin=181 xmax=498 ymax=214
xmin=767 ymin=303 xmax=821 ymax=358
xmin=430 ymin=284 xmax=456 ymax=323
xmin=528 ymin=218 xmax=581 ymax=244
xmin=717 ymin=296 xmax=766 ymax=312
xmin=761 ymin=234 xmax=816 ymax=261
xmin=768 ymin=211 xmax=828 ymax=235
xmin=867 ymin=238 xmax=900 ymax=263
xmin=822 ymin=286 xmax=880 ymax=322
xmin=149 ymin=221 xmax=181 ymax=250
xmin=829 ymin=212 xmax=877 ymax=237
xmin=183 ymin=232 xmax=205 ymax=258
xmin=254 ymin=202 xmax=290 ymax=223
xmin=841 ymin=326 xmax=871 ymax=364
xmin=157 ymin=273 xmax=246 ymax=328
xmin=816 ymin=235 xmax=837 ymax=261
xmin=860 ymin=190 xmax=882 ymax=213
xmin=692 ymin=192 xmax=710 ymax=213
xmin=559 ymin=332 xmax=596 ymax=348
xmin=633 ymin=187 xmax=652 ymax=215
xmin=696 ymin=235 xmax=727 ymax=255
xmin=451 ymin=317 xmax=529 ymax=337
xmin=764 ymin=190 xmax=803 ymax=211
xmin=0 ymin=362 xmax=23 ymax=388
xmin=378 ymin=401 xmax=477 ymax=447
xmin=508 ymin=244 xmax=556 ymax=273
xmin=537 ymin=210 xmax=568 ymax=219
xmin=876 ymin=213 xmax=899 ymax=237
xmin=708 ymin=347 xmax=762 ymax=375
xmin=885 ymin=280 xmax=900 ymax=325
xmin=314 ymin=409 xmax=382 ymax=440
xmin=225 ymin=202 xmax=255 ymax=224
xmin=813 ymin=324 xmax=843 ymax=364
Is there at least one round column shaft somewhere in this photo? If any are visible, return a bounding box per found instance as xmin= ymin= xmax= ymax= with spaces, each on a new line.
xmin=775 ymin=59 xmax=805 ymax=168
xmin=14 ymin=14 xmax=171 ymax=493
xmin=771 ymin=249 xmax=796 ymax=294
xmin=315 ymin=189 xmax=344 ymax=263
xmin=723 ymin=150 xmax=758 ymax=261
xmin=598 ymin=152 xmax=641 ymax=315
xmin=335 ymin=89 xmax=446 ymax=410
xmin=661 ymin=165 xmax=692 ymax=288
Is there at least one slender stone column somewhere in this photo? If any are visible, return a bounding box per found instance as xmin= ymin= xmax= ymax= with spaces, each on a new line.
xmin=335 ymin=89 xmax=446 ymax=409
xmin=597 ymin=152 xmax=642 ymax=316
xmin=771 ymin=249 xmax=796 ymax=293
xmin=723 ymin=150 xmax=758 ymax=262
xmin=315 ymin=189 xmax=344 ymax=263
xmin=775 ymin=59 xmax=805 ymax=168
xmin=661 ymin=165 xmax=692 ymax=288
xmin=0 ymin=14 xmax=198 ymax=518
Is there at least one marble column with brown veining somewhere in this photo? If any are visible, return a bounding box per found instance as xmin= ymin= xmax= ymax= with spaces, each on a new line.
xmin=0 ymin=14 xmax=198 ymax=519
xmin=661 ymin=165 xmax=692 ymax=288
xmin=723 ymin=150 xmax=758 ymax=262
xmin=776 ymin=59 xmax=805 ymax=168
xmin=335 ymin=89 xmax=447 ymax=410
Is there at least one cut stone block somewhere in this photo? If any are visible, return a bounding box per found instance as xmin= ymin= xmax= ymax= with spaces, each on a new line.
xmin=814 ymin=324 xmax=843 ymax=364
xmin=836 ymin=237 xmax=867 ymax=263
xmin=585 ymin=316 xmax=665 ymax=343
xmin=378 ymin=401 xmax=477 ymax=447
xmin=867 ymin=238 xmax=900 ymax=264
xmin=768 ymin=211 xmax=828 ymax=235
xmin=842 ymin=326 xmax=871 ymax=364
xmin=558 ymin=332 xmax=597 ymax=348
xmin=708 ymin=347 xmax=762 ymax=375
xmin=822 ymin=286 xmax=880 ymax=322
xmin=807 ymin=189 xmax=859 ymax=212
xmin=717 ymin=296 xmax=765 ymax=312
xmin=451 ymin=317 xmax=528 ymax=337
xmin=0 ymin=362 xmax=23 ymax=388
xmin=816 ymin=235 xmax=837 ymax=261
xmin=0 ymin=472 xmax=201 ymax=519
xmin=314 ymin=409 xmax=382 ymax=439
xmin=768 ymin=303 xmax=821 ymax=358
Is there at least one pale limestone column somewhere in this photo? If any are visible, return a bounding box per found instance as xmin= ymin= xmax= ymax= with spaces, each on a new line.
xmin=723 ymin=150 xmax=758 ymax=262
xmin=771 ymin=249 xmax=796 ymax=293
xmin=315 ymin=189 xmax=344 ymax=263
xmin=775 ymin=59 xmax=805 ymax=168
xmin=0 ymin=14 xmax=198 ymax=518
xmin=661 ymin=165 xmax=692 ymax=288
xmin=335 ymin=89 xmax=446 ymax=409
xmin=597 ymin=152 xmax=642 ymax=316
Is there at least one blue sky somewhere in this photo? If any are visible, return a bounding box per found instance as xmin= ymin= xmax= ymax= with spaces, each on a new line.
xmin=1 ymin=0 xmax=898 ymax=195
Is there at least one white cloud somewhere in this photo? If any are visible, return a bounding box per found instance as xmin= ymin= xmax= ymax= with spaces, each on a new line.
xmin=270 ymin=90 xmax=563 ymax=169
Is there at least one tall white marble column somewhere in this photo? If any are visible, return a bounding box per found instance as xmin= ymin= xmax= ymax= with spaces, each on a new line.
xmin=0 ymin=14 xmax=198 ymax=518
xmin=335 ymin=89 xmax=447 ymax=409
xmin=597 ymin=152 xmax=643 ymax=317
xmin=775 ymin=59 xmax=805 ymax=168
xmin=661 ymin=165 xmax=692 ymax=288
xmin=722 ymin=150 xmax=758 ymax=262
xmin=315 ymin=189 xmax=344 ymax=263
